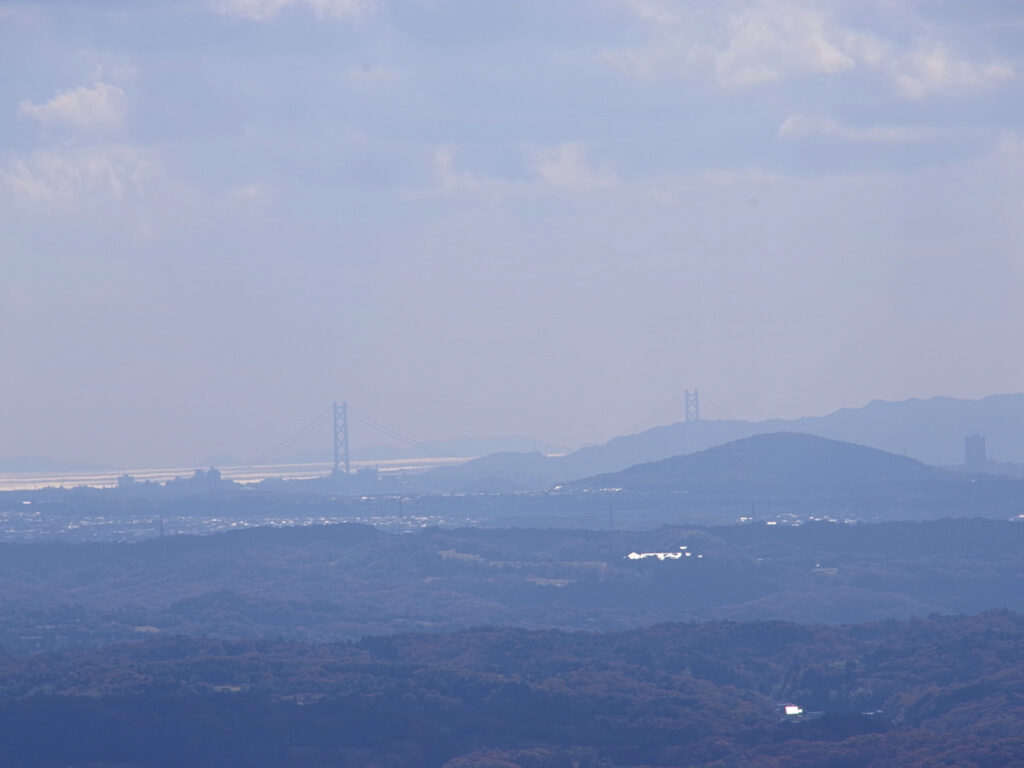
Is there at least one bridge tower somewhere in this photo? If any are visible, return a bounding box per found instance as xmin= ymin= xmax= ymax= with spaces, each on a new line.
xmin=333 ymin=401 xmax=350 ymax=475
xmin=685 ymin=390 xmax=700 ymax=423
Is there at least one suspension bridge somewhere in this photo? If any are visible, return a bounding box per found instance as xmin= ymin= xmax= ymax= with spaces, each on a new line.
xmin=1 ymin=389 xmax=735 ymax=491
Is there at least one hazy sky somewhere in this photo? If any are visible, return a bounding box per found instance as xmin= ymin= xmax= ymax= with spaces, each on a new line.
xmin=2 ymin=0 xmax=1023 ymax=466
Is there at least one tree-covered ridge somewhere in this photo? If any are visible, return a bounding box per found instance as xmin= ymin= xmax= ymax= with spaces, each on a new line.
xmin=0 ymin=612 xmax=1022 ymax=766
xmin=2 ymin=519 xmax=1024 ymax=652
xmin=573 ymin=433 xmax=947 ymax=490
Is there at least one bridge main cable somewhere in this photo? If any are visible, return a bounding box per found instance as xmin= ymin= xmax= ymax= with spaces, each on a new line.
xmin=242 ymin=407 xmax=331 ymax=468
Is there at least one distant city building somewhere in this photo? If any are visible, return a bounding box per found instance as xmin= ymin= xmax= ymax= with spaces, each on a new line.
xmin=964 ymin=434 xmax=987 ymax=468
xmin=175 ymin=467 xmax=227 ymax=492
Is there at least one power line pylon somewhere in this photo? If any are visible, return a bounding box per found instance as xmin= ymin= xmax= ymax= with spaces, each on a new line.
xmin=685 ymin=390 xmax=700 ymax=423
xmin=333 ymin=401 xmax=350 ymax=475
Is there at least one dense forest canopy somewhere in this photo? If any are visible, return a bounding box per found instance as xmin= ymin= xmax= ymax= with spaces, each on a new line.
xmin=1 ymin=519 xmax=1023 ymax=652
xmin=0 ymin=612 xmax=1022 ymax=767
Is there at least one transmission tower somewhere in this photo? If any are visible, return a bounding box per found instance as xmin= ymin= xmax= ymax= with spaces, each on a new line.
xmin=333 ymin=401 xmax=350 ymax=475
xmin=685 ymin=390 xmax=700 ymax=422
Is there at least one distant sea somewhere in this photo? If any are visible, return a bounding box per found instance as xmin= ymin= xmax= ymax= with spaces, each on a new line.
xmin=0 ymin=457 xmax=468 ymax=492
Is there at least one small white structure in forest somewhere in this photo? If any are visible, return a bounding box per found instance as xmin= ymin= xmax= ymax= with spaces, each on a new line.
xmin=626 ymin=545 xmax=702 ymax=561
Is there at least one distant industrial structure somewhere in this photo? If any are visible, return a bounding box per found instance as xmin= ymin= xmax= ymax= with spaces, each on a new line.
xmin=685 ymin=390 xmax=700 ymax=422
xmin=330 ymin=402 xmax=382 ymax=492
xmin=332 ymin=401 xmax=351 ymax=476
xmin=964 ymin=434 xmax=987 ymax=469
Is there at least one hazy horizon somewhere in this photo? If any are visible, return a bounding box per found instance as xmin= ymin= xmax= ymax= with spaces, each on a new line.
xmin=3 ymin=1 xmax=1023 ymax=466
xmin=3 ymin=390 xmax=1021 ymax=471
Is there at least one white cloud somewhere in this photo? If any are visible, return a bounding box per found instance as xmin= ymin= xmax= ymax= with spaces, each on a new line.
xmin=430 ymin=144 xmax=614 ymax=197
xmin=612 ymin=1 xmax=1015 ymax=99
xmin=216 ymin=0 xmax=377 ymax=21
xmin=714 ymin=4 xmax=858 ymax=86
xmin=407 ymin=146 xmax=508 ymax=198
xmin=17 ymin=82 xmax=127 ymax=129
xmin=621 ymin=0 xmax=676 ymax=26
xmin=779 ymin=114 xmax=930 ymax=143
xmin=230 ymin=182 xmax=270 ymax=200
xmin=2 ymin=146 xmax=154 ymax=203
xmin=995 ymin=132 xmax=1024 ymax=159
xmin=532 ymin=143 xmax=614 ymax=191
xmin=223 ymin=182 xmax=273 ymax=216
xmin=0 ymin=6 xmax=46 ymax=26
xmin=892 ymin=43 xmax=1014 ymax=99
xmin=610 ymin=1 xmax=870 ymax=85
xmin=434 ymin=145 xmax=481 ymax=192
xmin=603 ymin=0 xmax=694 ymax=80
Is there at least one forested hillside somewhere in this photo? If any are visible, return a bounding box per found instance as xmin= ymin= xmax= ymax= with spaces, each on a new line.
xmin=2 ymin=519 xmax=1024 ymax=652
xmin=1 ymin=612 xmax=1022 ymax=767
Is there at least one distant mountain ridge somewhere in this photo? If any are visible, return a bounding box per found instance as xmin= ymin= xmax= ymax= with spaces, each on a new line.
xmin=560 ymin=393 xmax=1024 ymax=475
xmin=564 ymin=432 xmax=1024 ymax=523
xmin=571 ymin=432 xmax=951 ymax=493
xmin=413 ymin=393 xmax=1024 ymax=492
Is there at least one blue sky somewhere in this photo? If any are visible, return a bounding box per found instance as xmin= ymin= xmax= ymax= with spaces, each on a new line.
xmin=2 ymin=0 xmax=1022 ymax=465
